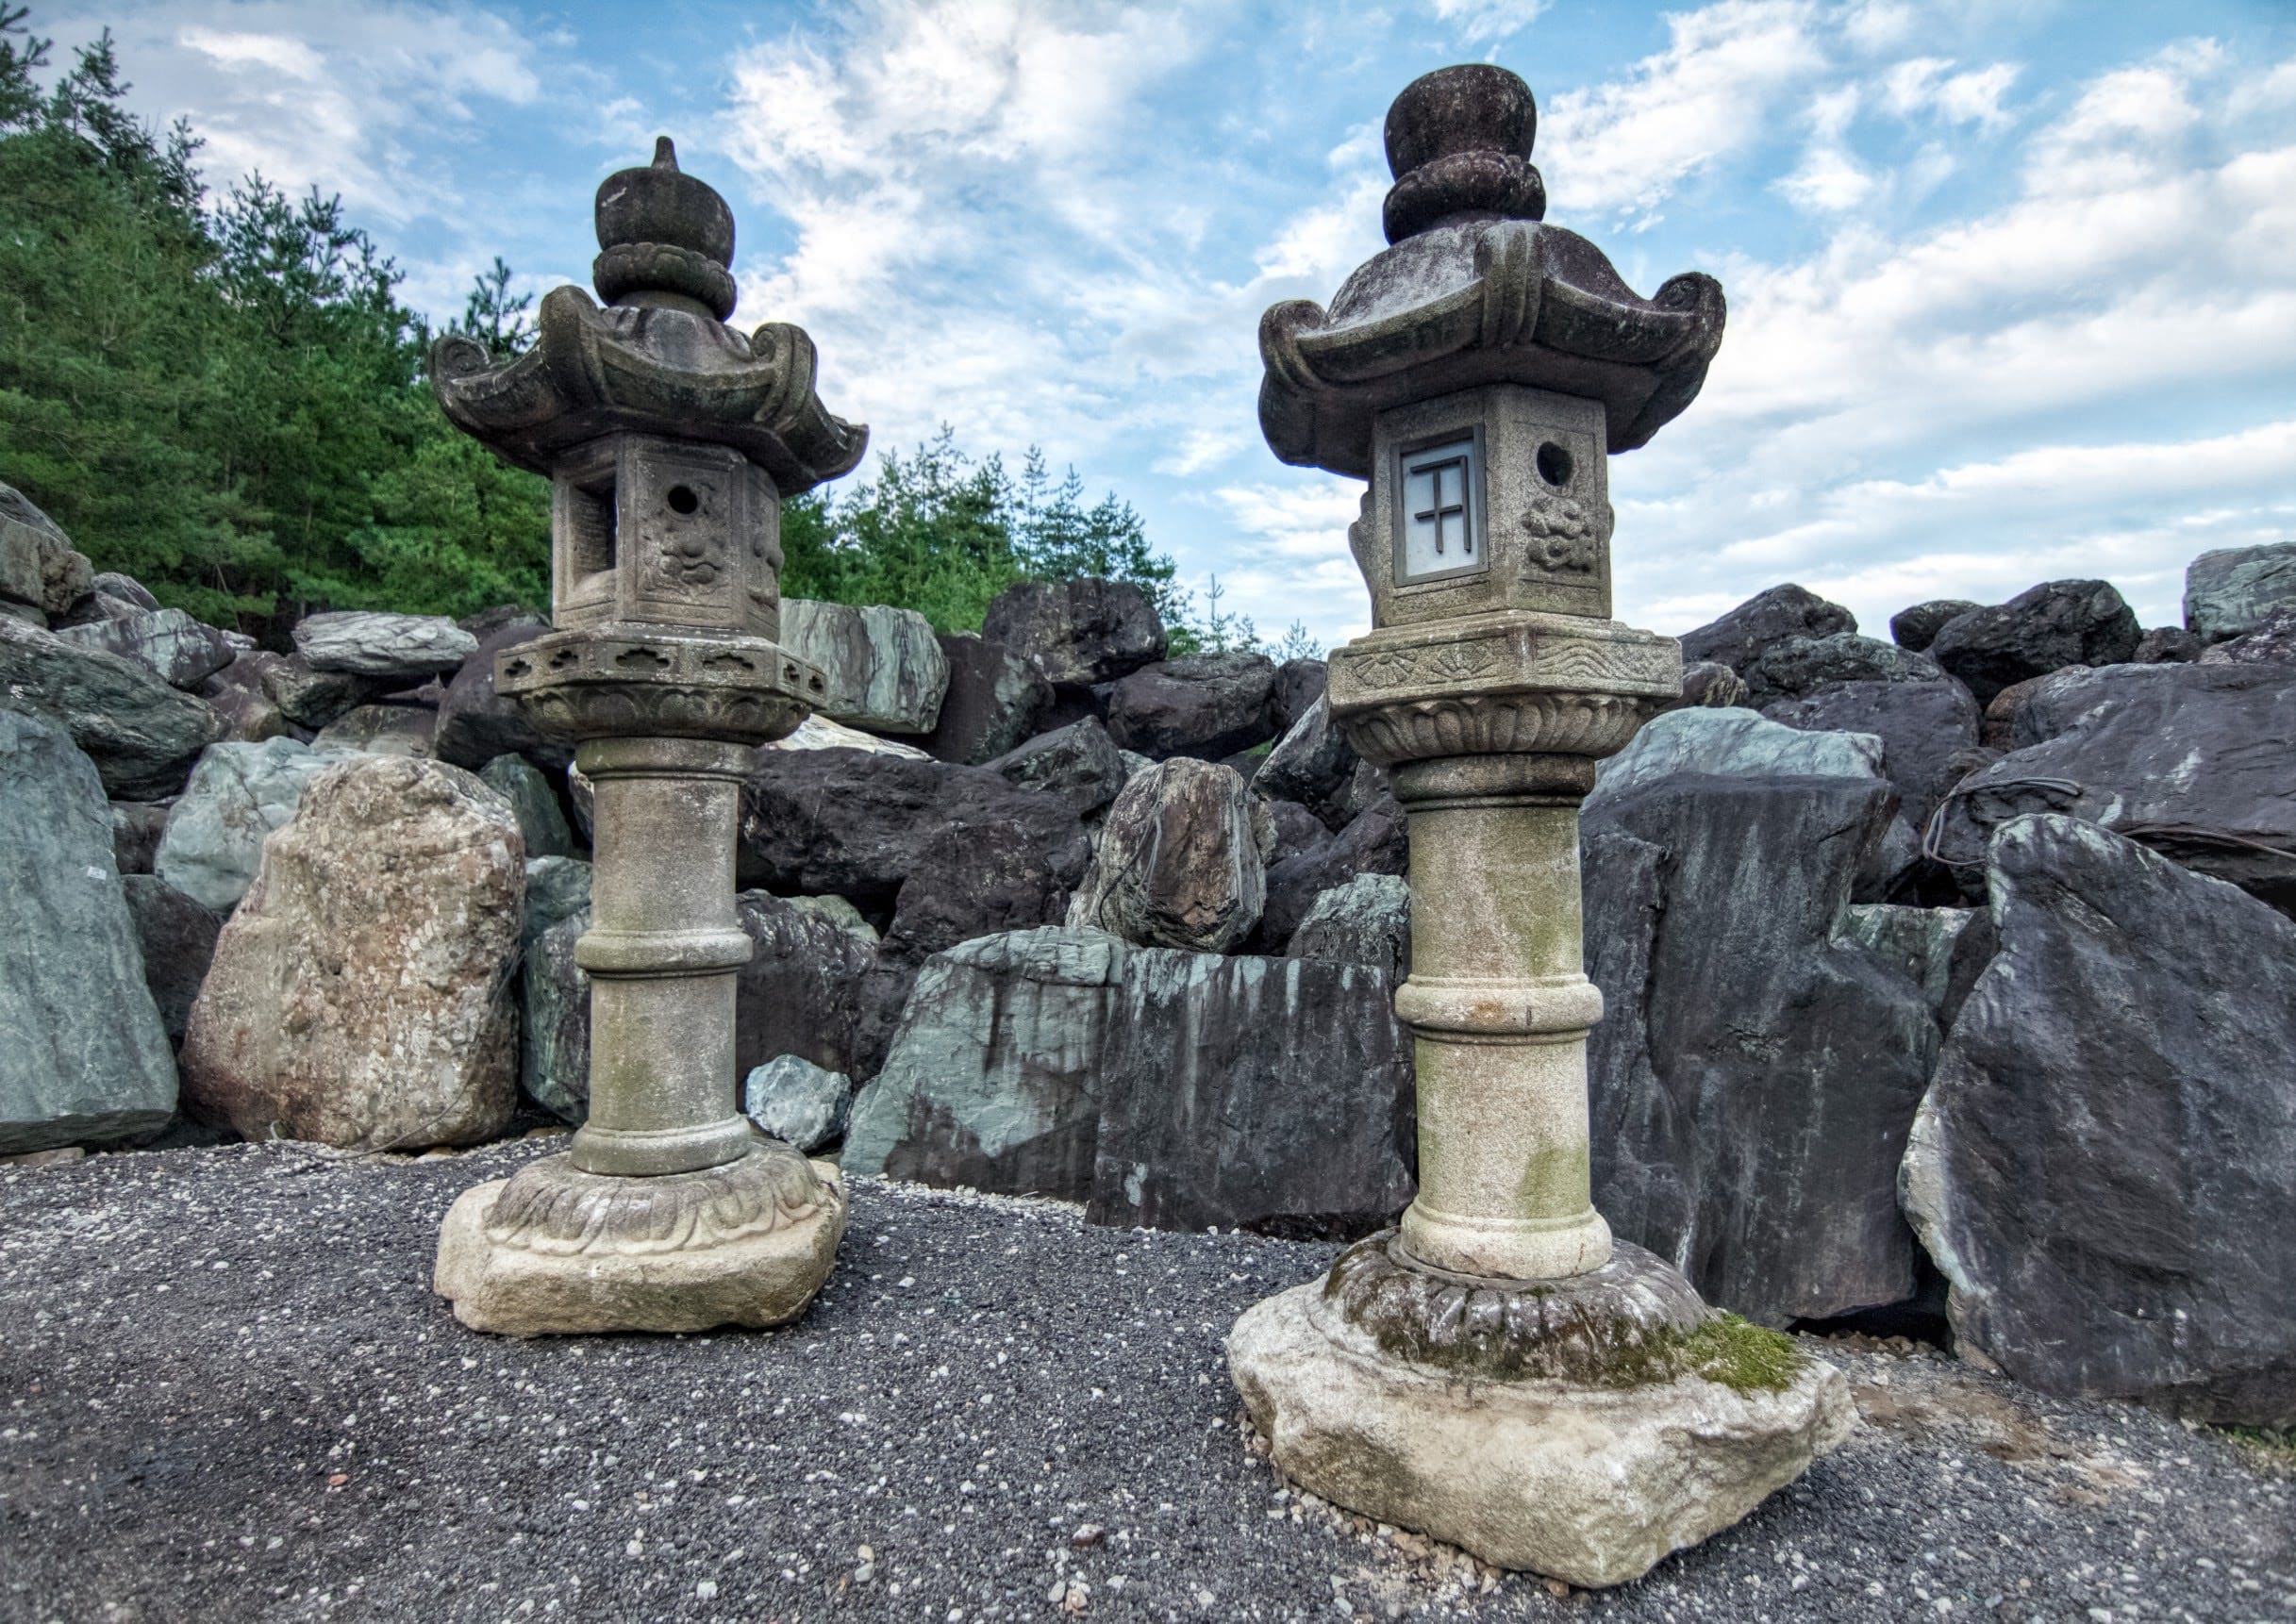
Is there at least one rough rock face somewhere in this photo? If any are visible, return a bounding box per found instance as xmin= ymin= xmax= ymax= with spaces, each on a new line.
xmin=742 ymin=1054 xmax=854 ymax=1153
xmin=521 ymin=909 xmax=591 ymax=1122
xmin=846 ymin=926 xmax=1414 ymax=1235
xmin=291 ymin=610 xmax=478 ymax=680
xmin=0 ymin=710 xmax=177 ymax=1153
xmin=53 ymin=609 xmax=237 ymax=689
xmin=1068 ymin=758 xmax=1270 ymax=953
xmin=765 ymin=713 xmax=931 ymax=757
xmin=1763 ymin=677 xmax=1982 ymax=837
xmin=156 ymin=739 xmax=352 ymax=913
xmin=2133 ymin=626 xmax=2203 ymax=665
xmin=0 ymin=619 xmax=225 ymax=798
xmin=1104 ymin=651 xmax=1279 ymax=760
xmin=982 ymin=577 xmax=1166 ymax=687
xmin=121 ymin=875 xmax=223 ymax=1045
xmin=740 ymin=748 xmax=1089 ymax=960
xmin=1663 ymin=660 xmax=1749 ymax=710
xmin=1254 ymin=792 xmax=1410 ymax=953
xmin=1287 ymin=871 xmax=1410 ymax=982
xmin=1888 ymin=600 xmax=1983 ymax=654
xmin=1584 ymin=712 xmax=1938 ymax=1326
xmin=1739 ymin=633 xmax=1947 ymax=707
xmin=1679 ymin=584 xmax=1855 ymax=675
xmin=2185 ymin=539 xmax=2296 ymax=644
xmin=1903 ymin=816 xmax=2296 ymax=1423
xmin=1271 ymin=657 xmax=1327 ymax=732
xmin=1254 ymin=695 xmax=1361 ymax=832
xmin=2199 ymin=602 xmax=2296 ymax=667
xmin=521 ymin=854 xmax=591 ymax=953
xmin=180 ymin=756 xmax=524 ymax=1149
xmin=1932 ymin=663 xmax=2296 ymax=912
xmin=260 ymin=655 xmax=384 ymax=731
xmin=986 ymin=719 xmax=1129 ymax=818
xmin=779 ymin=599 xmax=949 ymax=735
xmin=314 ymin=703 xmax=436 ymax=757
xmin=478 ymin=754 xmax=574 ymax=859
xmin=196 ymin=650 xmax=293 ymax=744
xmin=921 ymin=631 xmax=1053 ymax=765
xmin=432 ymin=618 xmax=567 ymax=772
xmin=0 ymin=481 xmax=92 ymax=617
xmin=1925 ymin=580 xmax=2141 ymax=705
xmin=111 ymin=800 xmax=170 ymax=875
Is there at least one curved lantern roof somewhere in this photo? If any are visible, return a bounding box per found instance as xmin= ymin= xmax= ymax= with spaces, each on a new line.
xmin=1258 ymin=65 xmax=1726 ymax=480
xmin=430 ymin=138 xmax=867 ymax=497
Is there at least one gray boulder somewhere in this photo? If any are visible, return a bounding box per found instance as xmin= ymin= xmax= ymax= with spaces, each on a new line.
xmin=742 ymin=1053 xmax=854 ymax=1153
xmin=987 ymin=719 xmax=1129 ymax=818
xmin=1659 ymin=660 xmax=1749 ymax=711
xmin=920 ymin=631 xmax=1053 ymax=765
xmin=983 ymin=577 xmax=1166 ymax=687
xmin=1926 ymin=580 xmax=2140 ymax=705
xmin=2198 ymin=602 xmax=2296 ymax=667
xmin=313 ymin=703 xmax=435 ymax=757
xmin=1679 ymin=584 xmax=1855 ymax=675
xmin=195 ymin=651 xmax=294 ymax=744
xmin=53 ymin=608 xmax=237 ymax=689
xmin=1288 ymin=871 xmax=1410 ymax=982
xmin=1888 ymin=600 xmax=1982 ymax=654
xmin=260 ymin=655 xmax=384 ymax=731
xmin=0 ymin=619 xmax=225 ymax=799
xmin=1903 ymin=816 xmax=2296 ymax=1423
xmin=1254 ymin=792 xmax=1409 ymax=953
xmin=1594 ymin=705 xmax=1884 ymax=796
xmin=2185 ymin=539 xmax=2296 ymax=644
xmin=121 ymin=875 xmax=223 ymax=1045
xmin=1271 ymin=657 xmax=1327 ymax=732
xmin=0 ymin=481 xmax=92 ymax=617
xmin=432 ymin=617 xmax=568 ymax=773
xmin=521 ymin=909 xmax=591 ymax=1122
xmin=1739 ymin=632 xmax=1948 ymax=707
xmin=521 ymin=855 xmax=591 ymax=954
xmin=291 ymin=610 xmax=478 ymax=680
xmin=1763 ymin=677 xmax=1982 ymax=838
xmin=778 ymin=600 xmax=948 ymax=735
xmin=156 ymin=739 xmax=352 ymax=913
xmin=1067 ymin=758 xmax=1270 ymax=953
xmin=0 ymin=710 xmax=177 ymax=1152
xmin=1254 ymin=695 xmax=1361 ymax=832
xmin=1104 ymin=651 xmax=1279 ymax=760
xmin=2133 ymin=626 xmax=2203 ymax=664
xmin=480 ymin=754 xmax=574 ymax=858
xmin=111 ymin=800 xmax=170 ymax=876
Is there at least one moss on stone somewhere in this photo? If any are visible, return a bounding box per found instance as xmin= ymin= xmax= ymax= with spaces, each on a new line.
xmin=1675 ymin=1314 xmax=1805 ymax=1395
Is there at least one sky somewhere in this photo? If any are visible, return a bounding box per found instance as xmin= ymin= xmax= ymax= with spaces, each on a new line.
xmin=33 ymin=0 xmax=2296 ymax=651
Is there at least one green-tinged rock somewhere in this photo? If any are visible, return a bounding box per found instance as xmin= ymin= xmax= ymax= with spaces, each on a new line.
xmin=482 ymin=754 xmax=574 ymax=858
xmin=0 ymin=618 xmax=224 ymax=799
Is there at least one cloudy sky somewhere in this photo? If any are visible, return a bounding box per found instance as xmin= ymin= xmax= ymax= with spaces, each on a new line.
xmin=38 ymin=0 xmax=2296 ymax=649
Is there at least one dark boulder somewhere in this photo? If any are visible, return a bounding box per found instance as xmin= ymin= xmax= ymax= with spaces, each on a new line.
xmin=1259 ymin=797 xmax=1331 ymax=867
xmin=1739 ymin=632 xmax=1948 ymax=707
xmin=1926 ymin=579 xmax=2140 ymax=705
xmin=1104 ymin=651 xmax=1280 ymax=760
xmin=2133 ymin=626 xmax=2202 ymax=664
xmin=2198 ymin=602 xmax=2296 ymax=667
xmin=1253 ymin=695 xmax=1361 ymax=832
xmin=982 ymin=578 xmax=1165 ymax=687
xmin=1067 ymin=758 xmax=1270 ymax=953
xmin=1888 ymin=600 xmax=1982 ymax=654
xmin=1271 ymin=657 xmax=1328 ymax=732
xmin=121 ymin=875 xmax=223 ymax=1045
xmin=195 ymin=650 xmax=295 ymax=744
xmin=110 ymin=801 xmax=171 ymax=876
xmin=2184 ymin=539 xmax=2296 ymax=644
xmin=1763 ymin=676 xmax=1981 ymax=837
xmin=920 ymin=632 xmax=1054 ymax=766
xmin=986 ymin=718 xmax=1129 ymax=818
xmin=0 ymin=619 xmax=224 ymax=799
xmin=733 ymin=891 xmax=881 ymax=1085
xmin=1659 ymin=660 xmax=1748 ymax=711
xmin=1678 ymin=584 xmax=1855 ymax=675
xmin=433 ymin=618 xmax=571 ymax=773
xmin=1252 ymin=792 xmax=1409 ymax=953
xmin=260 ymin=655 xmax=385 ymax=732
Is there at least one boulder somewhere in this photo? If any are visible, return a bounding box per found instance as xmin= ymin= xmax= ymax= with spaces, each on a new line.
xmin=521 ymin=909 xmax=591 ymax=1123
xmin=1926 ymin=580 xmax=2140 ymax=705
xmin=1287 ymin=871 xmax=1410 ymax=982
xmin=783 ymin=892 xmax=877 ymax=943
xmin=121 ymin=875 xmax=222 ymax=1045
xmin=1661 ymin=660 xmax=1749 ymax=711
xmin=111 ymin=801 xmax=170 ymax=875
xmin=1584 ymin=710 xmax=1938 ymax=1326
xmin=983 ymin=577 xmax=1166 ymax=688
xmin=521 ymin=854 xmax=591 ymax=954
xmin=740 ymin=748 xmax=1089 ymax=959
xmin=733 ymin=890 xmax=881 ymax=1084
xmin=260 ymin=655 xmax=384 ymax=731
xmin=1271 ymin=657 xmax=1328 ymax=732
xmin=1739 ymin=633 xmax=1948 ymax=707
xmin=291 ymin=610 xmax=478 ymax=680
xmin=1903 ymin=816 xmax=2296 ymax=1422
xmin=2133 ymin=626 xmax=2202 ymax=664
xmin=179 ymin=757 xmax=524 ymax=1149
xmin=479 ymin=754 xmax=574 ymax=859
xmin=846 ymin=925 xmax=1415 ymax=1235
xmin=0 ymin=710 xmax=177 ymax=1153
xmin=763 ymin=712 xmax=932 ymax=758
xmin=1835 ymin=902 xmax=1995 ymax=1035
xmin=1888 ymin=600 xmax=1982 ymax=654
xmin=987 ymin=718 xmax=1129 ymax=817
xmin=778 ymin=599 xmax=948 ymax=735
xmin=919 ymin=631 xmax=1054 ymax=765
xmin=2184 ymin=539 xmax=2296 ymax=644
xmin=1261 ymin=797 xmax=1332 ymax=867
xmin=1678 ymin=584 xmax=1855 ymax=675
xmin=2198 ymin=602 xmax=2296 ymax=667
xmin=1254 ymin=695 xmax=1361 ymax=832
xmin=1104 ymin=651 xmax=1279 ymax=760
xmin=1067 ymin=758 xmax=1271 ymax=953
xmin=1762 ymin=678 xmax=1982 ymax=838
xmin=155 ymin=738 xmax=352 ymax=913
xmin=0 ymin=619 xmax=224 ymax=799
xmin=52 ymin=608 xmax=237 ymax=689
xmin=1932 ymin=663 xmax=2296 ymax=912
xmin=742 ymin=1053 xmax=854 ymax=1152
xmin=1254 ymin=792 xmax=1409 ymax=953
xmin=432 ymin=617 xmax=568 ymax=773
xmin=313 ymin=703 xmax=435 ymax=757
xmin=195 ymin=650 xmax=294 ymax=744
xmin=0 ymin=481 xmax=92 ymax=616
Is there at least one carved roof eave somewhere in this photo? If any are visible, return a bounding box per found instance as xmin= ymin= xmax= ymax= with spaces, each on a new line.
xmin=1257 ymin=221 xmax=1725 ymax=479
xmin=429 ymin=285 xmax=869 ymax=496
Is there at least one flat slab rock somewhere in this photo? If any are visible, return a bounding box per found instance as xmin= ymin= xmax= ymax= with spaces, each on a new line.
xmin=778 ymin=599 xmax=949 ymax=736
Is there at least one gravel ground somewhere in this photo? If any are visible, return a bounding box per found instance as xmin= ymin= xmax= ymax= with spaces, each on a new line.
xmin=3 ymin=1137 xmax=2292 ymax=1624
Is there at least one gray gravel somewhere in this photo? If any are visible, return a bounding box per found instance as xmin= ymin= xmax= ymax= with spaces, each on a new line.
xmin=3 ymin=1137 xmax=2292 ymax=1623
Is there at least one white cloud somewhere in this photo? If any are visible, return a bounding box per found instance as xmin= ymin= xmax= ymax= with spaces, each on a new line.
xmin=1430 ymin=0 xmax=1552 ymax=44
xmin=1880 ymin=57 xmax=2019 ymax=130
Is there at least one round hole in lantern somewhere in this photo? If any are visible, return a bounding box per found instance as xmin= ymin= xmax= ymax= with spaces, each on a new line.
xmin=666 ymin=484 xmax=700 ymax=515
xmin=1536 ymin=442 xmax=1572 ymax=487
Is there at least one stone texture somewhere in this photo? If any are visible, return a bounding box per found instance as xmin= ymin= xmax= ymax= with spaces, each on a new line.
xmin=1932 ymin=662 xmax=2296 ymax=912
xmin=261 ymin=655 xmax=385 ymax=731
xmin=919 ymin=631 xmax=1054 ymax=766
xmin=778 ymin=599 xmax=948 ymax=735
xmin=155 ymin=738 xmax=352 ymax=914
xmin=291 ymin=610 xmax=479 ymax=680
xmin=521 ymin=910 xmax=591 ymax=1123
xmin=121 ymin=875 xmax=223 ymax=1045
xmin=0 ymin=619 xmax=225 ymax=799
xmin=1663 ymin=660 xmax=1749 ymax=711
xmin=480 ymin=754 xmax=574 ymax=859
xmin=742 ymin=1053 xmax=854 ymax=1152
xmin=521 ymin=855 xmax=591 ymax=953
xmin=1287 ymin=871 xmax=1411 ymax=982
xmin=1104 ymin=651 xmax=1279 ymax=761
xmin=2198 ymin=602 xmax=2296 ymax=666
xmin=1888 ymin=600 xmax=1982 ymax=654
xmin=1271 ymin=657 xmax=1327 ymax=732
xmin=111 ymin=800 xmax=170 ymax=875
xmin=432 ymin=618 xmax=569 ymax=773
xmin=1254 ymin=695 xmax=1362 ymax=832
xmin=0 ymin=481 xmax=92 ymax=616
xmin=1903 ymin=815 xmax=2296 ymax=1423
xmin=195 ymin=650 xmax=294 ymax=744
xmin=2184 ymin=539 xmax=2296 ymax=644
xmin=1253 ymin=792 xmax=1409 ymax=953
xmin=0 ymin=710 xmax=178 ymax=1153
xmin=1925 ymin=580 xmax=2140 ymax=706
xmin=180 ymin=756 xmax=524 ymax=1149
xmin=1762 ymin=677 xmax=1982 ymax=839
xmin=982 ymin=577 xmax=1165 ymax=688
xmin=2134 ymin=626 xmax=2203 ymax=664
xmin=314 ymin=703 xmax=436 ymax=757
xmin=1067 ymin=758 xmax=1270 ymax=953
xmin=1739 ymin=632 xmax=1947 ymax=707
xmin=52 ymin=608 xmax=237 ymax=689
xmin=1594 ymin=705 xmax=1885 ymax=795
xmin=986 ymin=719 xmax=1129 ymax=817
xmin=1678 ymin=584 xmax=1855 ymax=676
xmin=1229 ymin=1282 xmax=1851 ymax=1586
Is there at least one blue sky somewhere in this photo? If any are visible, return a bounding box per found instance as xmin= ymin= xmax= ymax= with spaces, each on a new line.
xmin=39 ymin=0 xmax=2296 ymax=650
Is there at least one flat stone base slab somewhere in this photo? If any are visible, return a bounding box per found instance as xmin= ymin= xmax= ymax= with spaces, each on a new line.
xmin=1228 ymin=1279 xmax=1853 ymax=1588
xmin=435 ymin=1141 xmax=845 ymax=1335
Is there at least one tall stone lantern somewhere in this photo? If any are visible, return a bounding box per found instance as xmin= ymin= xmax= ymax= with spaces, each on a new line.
xmin=427 ymin=139 xmax=862 ymax=1335
xmin=1227 ymin=68 xmax=1850 ymax=1586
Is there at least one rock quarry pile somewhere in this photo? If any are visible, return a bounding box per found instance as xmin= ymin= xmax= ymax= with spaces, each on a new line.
xmin=2 ymin=476 xmax=2292 ymax=1425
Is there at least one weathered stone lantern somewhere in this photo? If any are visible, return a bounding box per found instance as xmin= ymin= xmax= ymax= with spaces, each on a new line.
xmin=427 ymin=139 xmax=863 ymax=1335
xmin=1227 ymin=68 xmax=1850 ymax=1585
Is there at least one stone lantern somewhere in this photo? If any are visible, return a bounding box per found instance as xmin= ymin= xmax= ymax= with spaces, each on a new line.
xmin=1226 ymin=68 xmax=1850 ymax=1585
xmin=427 ymin=139 xmax=862 ymax=1335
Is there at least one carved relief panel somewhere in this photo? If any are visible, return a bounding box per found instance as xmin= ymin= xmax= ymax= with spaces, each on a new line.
xmin=548 ymin=435 xmax=780 ymax=637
